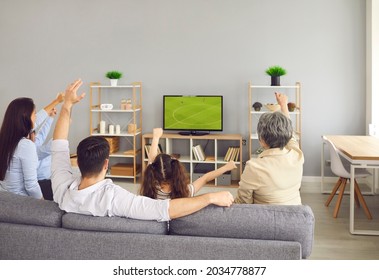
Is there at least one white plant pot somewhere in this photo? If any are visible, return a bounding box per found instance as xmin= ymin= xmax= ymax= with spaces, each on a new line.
xmin=110 ymin=79 xmax=118 ymax=86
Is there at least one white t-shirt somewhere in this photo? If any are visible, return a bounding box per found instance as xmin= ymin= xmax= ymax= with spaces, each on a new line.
xmin=51 ymin=139 xmax=170 ymax=222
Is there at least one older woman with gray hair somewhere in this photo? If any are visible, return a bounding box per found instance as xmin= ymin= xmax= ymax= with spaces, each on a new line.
xmin=234 ymin=92 xmax=304 ymax=205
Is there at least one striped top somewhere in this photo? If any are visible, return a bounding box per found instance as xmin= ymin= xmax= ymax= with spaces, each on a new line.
xmin=156 ymin=184 xmax=195 ymax=200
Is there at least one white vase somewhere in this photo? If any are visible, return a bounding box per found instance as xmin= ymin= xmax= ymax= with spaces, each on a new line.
xmin=110 ymin=79 xmax=118 ymax=86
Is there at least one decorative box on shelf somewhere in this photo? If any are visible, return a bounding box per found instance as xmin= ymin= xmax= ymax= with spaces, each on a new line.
xmin=104 ymin=137 xmax=120 ymax=154
xmin=217 ymin=173 xmax=232 ymax=186
xmin=110 ymin=163 xmax=140 ymax=176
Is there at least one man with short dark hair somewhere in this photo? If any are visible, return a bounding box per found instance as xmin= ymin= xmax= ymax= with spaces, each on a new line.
xmin=51 ymin=79 xmax=233 ymax=221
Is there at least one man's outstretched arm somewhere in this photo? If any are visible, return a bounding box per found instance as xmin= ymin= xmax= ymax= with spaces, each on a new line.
xmin=53 ymin=79 xmax=85 ymax=140
xmin=168 ymin=191 xmax=234 ymax=219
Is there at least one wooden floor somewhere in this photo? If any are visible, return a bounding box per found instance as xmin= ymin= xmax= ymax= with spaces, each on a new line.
xmin=118 ymin=180 xmax=379 ymax=260
xmin=301 ymin=191 xmax=379 ymax=260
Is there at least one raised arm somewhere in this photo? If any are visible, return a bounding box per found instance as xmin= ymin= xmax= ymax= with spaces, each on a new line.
xmin=192 ymin=161 xmax=237 ymax=193
xmin=275 ymin=92 xmax=289 ymax=118
xmin=44 ymin=92 xmax=65 ymax=115
xmin=53 ymin=79 xmax=85 ymax=140
xmin=148 ymin=128 xmax=163 ymax=163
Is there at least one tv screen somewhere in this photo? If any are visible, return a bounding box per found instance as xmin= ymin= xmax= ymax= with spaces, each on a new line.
xmin=163 ymin=95 xmax=223 ymax=135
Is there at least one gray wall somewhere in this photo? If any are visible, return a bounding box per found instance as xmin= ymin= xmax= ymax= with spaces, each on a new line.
xmin=0 ymin=0 xmax=366 ymax=177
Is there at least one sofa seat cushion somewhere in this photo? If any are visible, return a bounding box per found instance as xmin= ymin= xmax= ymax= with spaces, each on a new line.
xmin=0 ymin=191 xmax=63 ymax=228
xmin=169 ymin=204 xmax=314 ymax=258
xmin=62 ymin=213 xmax=168 ymax=235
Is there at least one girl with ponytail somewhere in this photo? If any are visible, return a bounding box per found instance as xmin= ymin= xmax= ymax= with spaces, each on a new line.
xmin=140 ymin=128 xmax=237 ymax=199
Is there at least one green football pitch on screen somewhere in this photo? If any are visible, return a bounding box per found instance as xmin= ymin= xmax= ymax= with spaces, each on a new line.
xmin=164 ymin=96 xmax=222 ymax=130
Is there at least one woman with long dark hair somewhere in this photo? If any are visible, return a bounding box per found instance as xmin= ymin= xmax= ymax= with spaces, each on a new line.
xmin=0 ymin=97 xmax=43 ymax=199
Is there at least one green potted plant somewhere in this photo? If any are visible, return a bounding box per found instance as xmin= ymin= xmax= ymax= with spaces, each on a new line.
xmin=287 ymin=102 xmax=296 ymax=112
xmin=252 ymin=102 xmax=263 ymax=111
xmin=265 ymin=65 xmax=287 ymax=86
xmin=106 ymin=71 xmax=123 ymax=86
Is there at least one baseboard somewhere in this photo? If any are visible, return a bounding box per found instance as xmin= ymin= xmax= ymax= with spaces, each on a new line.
xmin=302 ymin=176 xmax=336 ymax=183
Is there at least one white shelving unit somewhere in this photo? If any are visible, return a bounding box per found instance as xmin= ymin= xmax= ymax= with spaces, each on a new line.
xmin=248 ymin=82 xmax=301 ymax=158
xmin=89 ymin=82 xmax=142 ymax=183
xmin=142 ymin=133 xmax=242 ymax=187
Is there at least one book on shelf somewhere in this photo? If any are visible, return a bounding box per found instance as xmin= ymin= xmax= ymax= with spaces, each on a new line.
xmin=192 ymin=145 xmax=200 ymax=161
xmin=192 ymin=146 xmax=198 ymax=160
xmin=224 ymin=146 xmax=240 ymax=162
xmin=144 ymin=144 xmax=162 ymax=158
xmin=234 ymin=147 xmax=240 ymax=161
xmin=192 ymin=144 xmax=206 ymax=161
xmin=224 ymin=147 xmax=232 ymax=161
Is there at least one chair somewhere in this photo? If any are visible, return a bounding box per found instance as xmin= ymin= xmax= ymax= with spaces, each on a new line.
xmin=369 ymin=123 xmax=378 ymax=137
xmin=323 ymin=136 xmax=372 ymax=219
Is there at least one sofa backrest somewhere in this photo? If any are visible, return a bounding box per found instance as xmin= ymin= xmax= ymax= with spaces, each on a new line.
xmin=0 ymin=190 xmax=168 ymax=235
xmin=169 ymin=204 xmax=315 ymax=259
xmin=62 ymin=213 xmax=168 ymax=235
xmin=0 ymin=191 xmax=63 ymax=228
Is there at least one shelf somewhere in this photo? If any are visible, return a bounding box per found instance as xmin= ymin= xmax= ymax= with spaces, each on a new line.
xmin=91 ymin=84 xmax=141 ymax=89
xmin=91 ymin=107 xmax=142 ymax=113
xmin=250 ymin=109 xmax=300 ymax=115
xmin=109 ymin=149 xmax=141 ymax=158
xmin=106 ymin=174 xmax=140 ymax=179
xmin=248 ymin=82 xmax=301 ymax=158
xmin=90 ymin=81 xmax=142 ymax=183
xmin=143 ymin=155 xmax=192 ymax=163
xmin=250 ymin=132 xmax=300 ymax=140
xmin=175 ymin=155 xmax=191 ymax=162
xmin=192 ymin=160 xmax=216 ymax=164
xmin=91 ymin=131 xmax=141 ymax=137
xmin=249 ymin=85 xmax=300 ymax=89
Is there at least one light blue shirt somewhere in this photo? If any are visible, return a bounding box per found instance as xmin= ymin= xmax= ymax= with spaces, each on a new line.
xmin=2 ymin=138 xmax=43 ymax=199
xmin=35 ymin=110 xmax=54 ymax=180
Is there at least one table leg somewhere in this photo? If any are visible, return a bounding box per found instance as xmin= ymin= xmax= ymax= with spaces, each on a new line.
xmin=350 ymin=164 xmax=355 ymax=234
xmin=350 ymin=164 xmax=379 ymax=235
xmin=321 ymin=140 xmax=324 ymax=192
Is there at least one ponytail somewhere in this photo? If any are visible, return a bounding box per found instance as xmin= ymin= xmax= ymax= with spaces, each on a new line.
xmin=169 ymin=159 xmax=190 ymax=198
xmin=140 ymin=164 xmax=158 ymax=199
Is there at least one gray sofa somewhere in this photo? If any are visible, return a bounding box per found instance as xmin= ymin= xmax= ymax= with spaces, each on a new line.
xmin=0 ymin=191 xmax=314 ymax=260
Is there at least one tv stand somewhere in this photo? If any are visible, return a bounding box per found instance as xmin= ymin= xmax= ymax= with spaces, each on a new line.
xmin=179 ymin=131 xmax=210 ymax=136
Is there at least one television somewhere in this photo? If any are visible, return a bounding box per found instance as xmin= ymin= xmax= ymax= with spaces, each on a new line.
xmin=163 ymin=95 xmax=223 ymax=135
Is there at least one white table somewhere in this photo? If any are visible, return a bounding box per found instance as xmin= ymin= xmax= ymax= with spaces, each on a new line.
xmin=322 ymin=135 xmax=379 ymax=235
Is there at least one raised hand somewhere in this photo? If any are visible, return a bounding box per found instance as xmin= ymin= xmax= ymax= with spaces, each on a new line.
xmin=56 ymin=92 xmax=65 ymax=103
xmin=275 ymin=92 xmax=288 ymax=106
xmin=48 ymin=107 xmax=57 ymax=117
xmin=64 ymin=79 xmax=86 ymax=106
xmin=53 ymin=79 xmax=85 ymax=140
xmin=153 ymin=128 xmax=163 ymax=139
xmin=209 ymin=191 xmax=234 ymax=207
xmin=275 ymin=92 xmax=289 ymax=117
xmin=225 ymin=160 xmax=237 ymax=171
